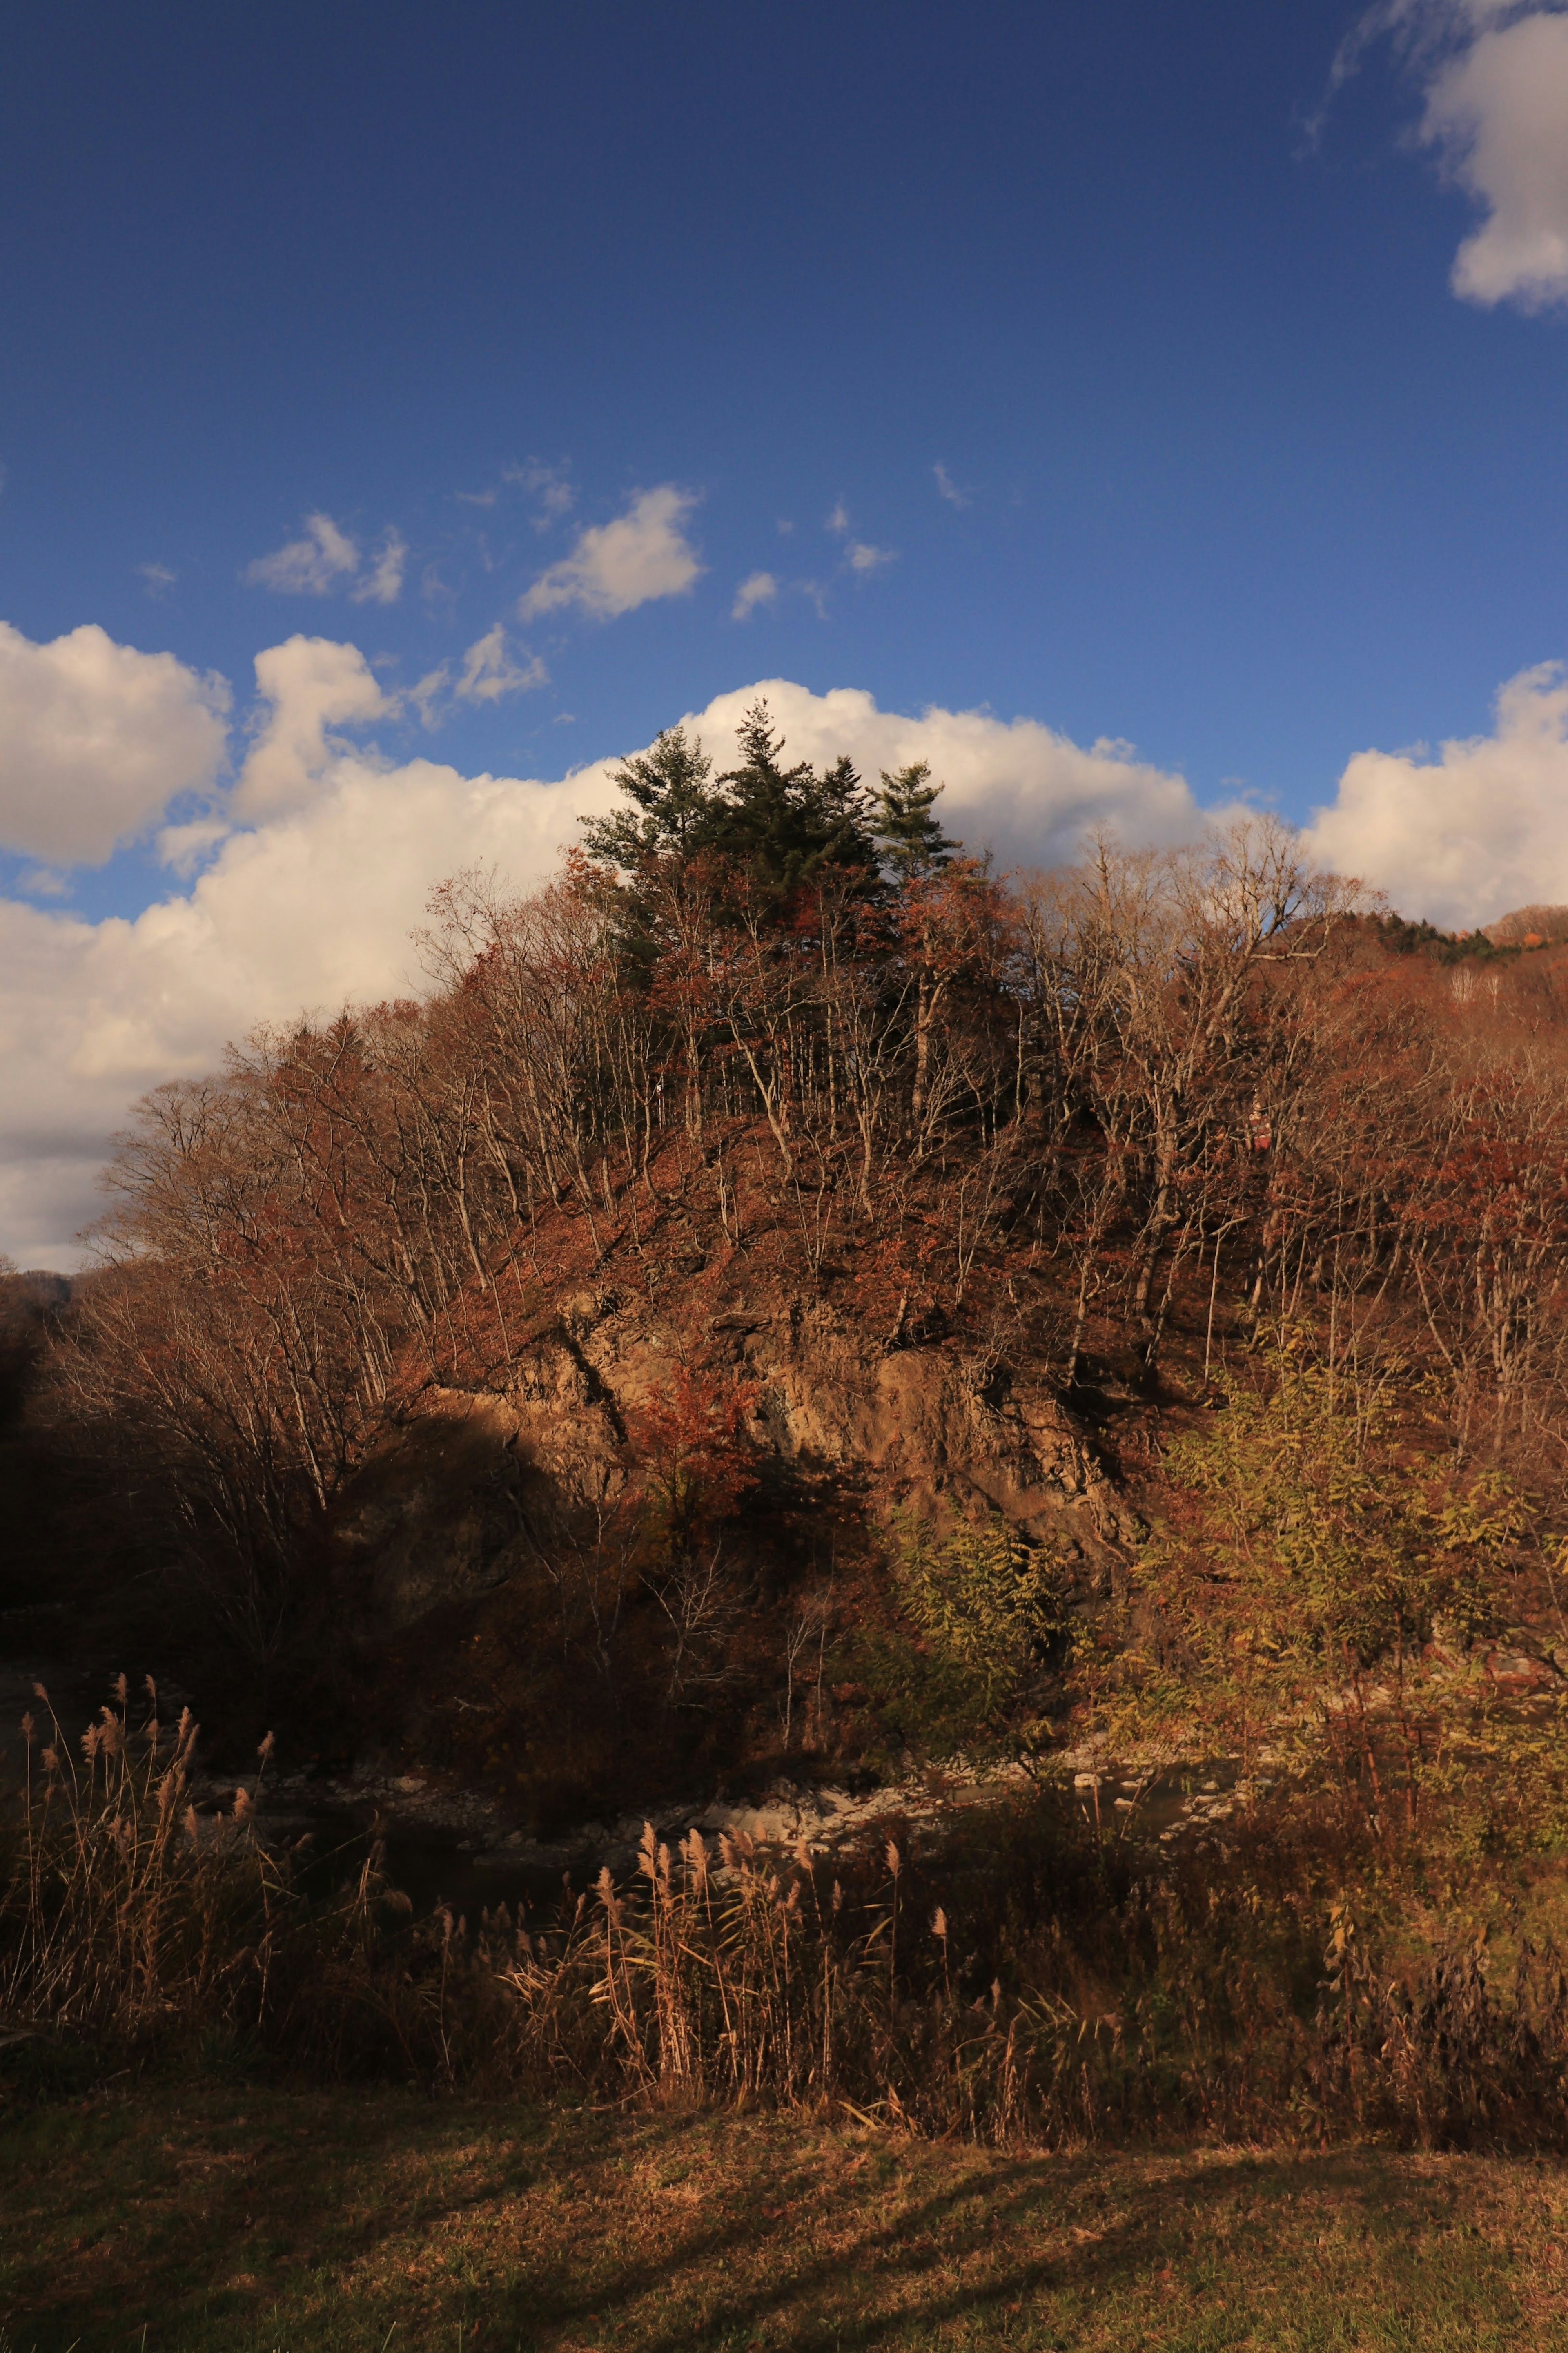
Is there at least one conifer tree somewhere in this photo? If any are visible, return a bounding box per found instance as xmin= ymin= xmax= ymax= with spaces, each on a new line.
xmin=579 ymin=725 xmax=719 ymax=868
xmin=875 ymin=761 xmax=958 ymax=881
xmin=715 ymin=702 xmax=880 ymax=903
xmin=583 ymin=702 xmax=883 ymax=915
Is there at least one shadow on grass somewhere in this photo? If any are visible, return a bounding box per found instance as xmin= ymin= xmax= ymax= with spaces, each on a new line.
xmin=0 ymin=2089 xmax=1556 ymax=2352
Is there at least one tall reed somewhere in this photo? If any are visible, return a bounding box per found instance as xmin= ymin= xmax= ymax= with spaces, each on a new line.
xmin=0 ymin=1678 xmax=281 ymax=2041
xmin=4 ymin=1684 xmax=1567 ymax=2150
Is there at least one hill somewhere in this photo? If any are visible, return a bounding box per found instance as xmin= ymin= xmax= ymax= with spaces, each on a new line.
xmin=4 ymin=705 xmax=1564 ymax=1835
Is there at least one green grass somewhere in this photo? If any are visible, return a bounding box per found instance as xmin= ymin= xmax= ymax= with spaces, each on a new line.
xmin=2 ymin=2083 xmax=1566 ymax=2351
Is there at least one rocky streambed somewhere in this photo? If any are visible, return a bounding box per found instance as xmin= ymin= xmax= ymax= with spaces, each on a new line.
xmin=8 ymin=1606 xmax=1556 ymax=1925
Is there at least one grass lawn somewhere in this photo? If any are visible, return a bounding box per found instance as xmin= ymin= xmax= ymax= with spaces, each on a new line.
xmin=0 ymin=2081 xmax=1565 ymax=2352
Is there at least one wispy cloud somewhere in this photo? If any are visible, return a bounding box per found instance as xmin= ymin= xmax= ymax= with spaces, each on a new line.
xmin=156 ymin=816 xmax=229 ymax=879
xmin=138 ymin=562 xmax=177 ymax=598
xmin=455 ymin=624 xmax=547 ymax=703
xmin=407 ymin=627 xmax=547 ymax=728
xmin=503 ymin=459 xmax=575 ymax=529
xmin=822 ymin=501 xmax=895 ymax=574
xmin=408 ymin=665 xmax=449 ymax=732
xmin=731 ymin=571 xmax=778 ymax=620
xmin=244 ymin=513 xmax=361 ymax=595
xmin=519 ymin=485 xmax=703 ymax=621
xmin=933 ymin=462 xmax=971 ymax=509
xmin=458 ymin=459 xmax=575 ymax=526
xmin=350 ymin=530 xmax=408 ymax=606
xmin=245 ymin=514 xmax=408 ymax=602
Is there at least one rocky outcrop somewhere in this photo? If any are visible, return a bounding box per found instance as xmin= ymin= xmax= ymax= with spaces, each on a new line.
xmin=338 ymin=1276 xmax=1130 ymax=1632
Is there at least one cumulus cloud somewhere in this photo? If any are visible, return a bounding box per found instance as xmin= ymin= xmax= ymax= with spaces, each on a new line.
xmin=0 ymin=660 xmax=1206 ymax=1265
xmin=1330 ymin=2 xmax=1568 ymax=309
xmin=1422 ymin=6 xmax=1568 ymax=307
xmin=350 ymin=530 xmax=408 ymax=606
xmin=231 ymin=636 xmax=390 ymax=819
xmin=680 ymin=681 xmax=1205 ymax=874
xmin=519 ymin=486 xmax=703 ymax=621
xmin=1304 ymin=658 xmax=1568 ymax=926
xmin=244 ymin=512 xmax=361 ymax=595
xmin=0 ymin=621 xmax=229 ymax=864
xmin=732 ymin=571 xmax=778 ymax=621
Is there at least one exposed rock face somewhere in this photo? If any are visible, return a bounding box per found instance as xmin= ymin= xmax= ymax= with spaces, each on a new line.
xmin=339 ymin=1278 xmax=1129 ymax=1632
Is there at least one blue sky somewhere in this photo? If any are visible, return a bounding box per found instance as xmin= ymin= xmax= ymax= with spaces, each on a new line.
xmin=4 ymin=2 xmax=1564 ymax=832
xmin=4 ymin=0 xmax=1568 ymax=1258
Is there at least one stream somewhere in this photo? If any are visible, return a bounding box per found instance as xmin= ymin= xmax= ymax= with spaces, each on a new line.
xmin=0 ymin=1609 xmax=1267 ymax=1923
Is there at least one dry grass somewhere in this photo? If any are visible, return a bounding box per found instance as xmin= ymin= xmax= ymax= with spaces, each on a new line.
xmin=0 ymin=1680 xmax=410 ymax=2072
xmin=6 ymin=1682 xmax=1568 ymax=2153
xmin=1 ymin=2083 xmax=1566 ymax=2351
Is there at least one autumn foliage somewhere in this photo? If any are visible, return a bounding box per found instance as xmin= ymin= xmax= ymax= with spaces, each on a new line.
xmin=20 ymin=698 xmax=1568 ymax=1780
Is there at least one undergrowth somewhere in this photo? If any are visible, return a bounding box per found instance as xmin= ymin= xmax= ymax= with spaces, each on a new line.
xmin=3 ymin=1677 xmax=1567 ymax=2153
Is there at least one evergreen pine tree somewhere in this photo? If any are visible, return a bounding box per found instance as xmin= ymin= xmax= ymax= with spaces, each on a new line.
xmin=580 ymin=726 xmax=719 ymax=868
xmin=875 ymin=762 xmax=959 ymax=881
xmin=583 ymin=703 xmax=884 ymax=913
xmin=717 ymin=702 xmax=880 ymax=902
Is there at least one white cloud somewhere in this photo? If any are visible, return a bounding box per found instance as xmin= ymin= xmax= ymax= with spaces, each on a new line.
xmin=408 ymin=665 xmax=450 ymax=732
xmin=820 ymin=503 xmax=894 ymax=571
xmin=732 ymin=571 xmax=778 ymax=621
xmin=0 ymin=658 xmax=1207 ymax=1265
xmin=519 ymin=486 xmax=703 ymax=621
xmin=350 ymin=530 xmax=408 ymax=606
xmin=245 ymin=513 xmax=362 ymax=595
xmin=503 ymin=459 xmax=575 ymax=528
xmin=933 ymin=462 xmax=970 ymax=509
xmin=454 ymin=625 xmax=548 ymax=704
xmin=157 ymin=815 xmax=230 ymax=878
xmin=1304 ymin=658 xmax=1568 ymax=925
xmin=1331 ymin=2 xmax=1568 ymax=309
xmin=1422 ymin=6 xmax=1568 ymax=307
xmin=231 ymin=636 xmax=390 ymax=819
xmin=405 ymin=629 xmax=548 ymax=728
xmin=0 ymin=621 xmax=229 ymax=864
xmin=138 ymin=562 xmax=177 ymax=598
xmin=682 ymin=681 xmax=1206 ymax=872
